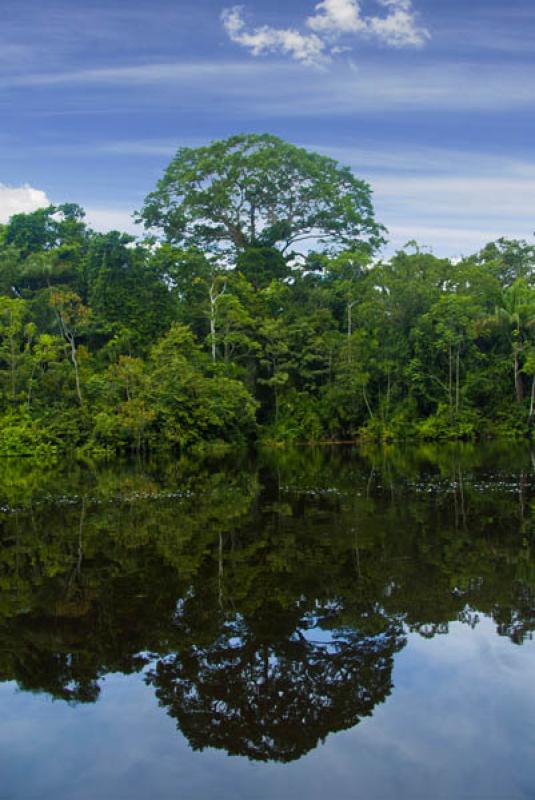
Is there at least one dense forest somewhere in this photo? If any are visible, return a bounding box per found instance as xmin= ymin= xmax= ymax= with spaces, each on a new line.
xmin=1 ymin=133 xmax=535 ymax=455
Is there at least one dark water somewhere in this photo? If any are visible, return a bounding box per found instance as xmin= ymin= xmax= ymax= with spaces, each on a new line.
xmin=1 ymin=443 xmax=534 ymax=799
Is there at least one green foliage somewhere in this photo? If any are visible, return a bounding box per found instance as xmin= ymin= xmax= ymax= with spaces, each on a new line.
xmin=0 ymin=411 xmax=57 ymax=457
xmin=414 ymin=405 xmax=482 ymax=440
xmin=139 ymin=133 xmax=386 ymax=258
xmin=87 ymin=231 xmax=175 ymax=343
xmin=0 ymin=135 xmax=534 ymax=450
xmin=260 ymin=390 xmax=324 ymax=443
xmin=146 ymin=324 xmax=257 ymax=447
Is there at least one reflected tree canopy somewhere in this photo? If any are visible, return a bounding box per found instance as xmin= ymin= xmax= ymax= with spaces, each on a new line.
xmin=0 ymin=443 xmax=534 ymax=761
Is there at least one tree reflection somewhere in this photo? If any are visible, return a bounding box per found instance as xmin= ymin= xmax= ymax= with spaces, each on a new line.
xmin=0 ymin=442 xmax=533 ymax=761
xmin=148 ymin=608 xmax=404 ymax=762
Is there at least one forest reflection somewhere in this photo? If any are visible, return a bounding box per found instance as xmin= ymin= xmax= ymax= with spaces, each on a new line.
xmin=0 ymin=442 xmax=534 ymax=763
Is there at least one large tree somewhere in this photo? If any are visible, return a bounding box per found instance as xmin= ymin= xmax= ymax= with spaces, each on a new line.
xmin=138 ymin=133 xmax=386 ymax=261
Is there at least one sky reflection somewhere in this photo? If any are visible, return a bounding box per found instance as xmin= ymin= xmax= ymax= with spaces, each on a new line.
xmin=1 ymin=618 xmax=534 ymax=800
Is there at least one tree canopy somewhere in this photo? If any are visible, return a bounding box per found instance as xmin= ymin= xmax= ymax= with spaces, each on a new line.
xmin=139 ymin=133 xmax=386 ymax=260
xmin=0 ymin=134 xmax=534 ymax=453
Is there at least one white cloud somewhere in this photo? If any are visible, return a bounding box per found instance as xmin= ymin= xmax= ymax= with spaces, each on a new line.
xmin=0 ymin=184 xmax=50 ymax=223
xmin=221 ymin=7 xmax=326 ymax=66
xmin=307 ymin=0 xmax=367 ymax=35
xmin=372 ymin=175 xmax=535 ymax=225
xmin=222 ymin=0 xmax=429 ymax=64
xmin=368 ymin=0 xmax=430 ymax=47
xmin=386 ymin=224 xmax=520 ymax=257
xmin=0 ymin=192 xmax=144 ymax=238
xmin=300 ymin=143 xmax=535 ymax=256
xmin=84 ymin=206 xmax=139 ymax=234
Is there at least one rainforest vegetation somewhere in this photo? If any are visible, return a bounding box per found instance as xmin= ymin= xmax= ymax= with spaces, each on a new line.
xmin=1 ymin=133 xmax=535 ymax=455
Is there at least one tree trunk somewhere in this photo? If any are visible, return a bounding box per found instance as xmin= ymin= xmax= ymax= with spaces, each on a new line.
xmin=210 ymin=310 xmax=217 ymax=363
xmin=363 ymin=385 xmax=374 ymax=419
xmin=514 ymin=350 xmax=524 ymax=402
xmin=68 ymin=334 xmax=83 ymax=405
xmin=528 ymin=375 xmax=535 ymax=428
xmin=209 ymin=280 xmax=226 ymax=363
xmin=27 ymin=362 xmax=38 ymax=409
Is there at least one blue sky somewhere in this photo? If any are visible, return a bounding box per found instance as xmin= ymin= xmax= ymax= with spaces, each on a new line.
xmin=1 ymin=0 xmax=535 ymax=256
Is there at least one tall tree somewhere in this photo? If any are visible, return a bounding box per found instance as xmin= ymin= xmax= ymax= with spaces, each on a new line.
xmin=49 ymin=290 xmax=91 ymax=405
xmin=138 ymin=134 xmax=386 ymax=263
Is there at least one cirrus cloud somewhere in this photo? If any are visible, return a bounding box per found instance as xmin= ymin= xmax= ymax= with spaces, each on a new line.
xmin=222 ymin=0 xmax=429 ymax=66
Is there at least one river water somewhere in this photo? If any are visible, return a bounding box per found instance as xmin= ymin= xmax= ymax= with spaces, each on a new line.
xmin=0 ymin=443 xmax=534 ymax=799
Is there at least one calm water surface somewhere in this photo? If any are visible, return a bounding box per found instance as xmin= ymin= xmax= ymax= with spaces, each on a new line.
xmin=0 ymin=443 xmax=534 ymax=799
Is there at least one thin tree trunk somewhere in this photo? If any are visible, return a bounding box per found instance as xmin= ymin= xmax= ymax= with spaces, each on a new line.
xmin=68 ymin=334 xmax=83 ymax=405
xmin=210 ymin=311 xmax=217 ymax=363
xmin=529 ymin=375 xmax=535 ymax=428
xmin=250 ymin=204 xmax=256 ymax=243
xmin=363 ymin=385 xmax=374 ymax=419
xmin=54 ymin=307 xmax=83 ymax=405
xmin=27 ymin=361 xmax=38 ymax=409
xmin=209 ymin=280 xmax=226 ymax=363
xmin=209 ymin=282 xmax=217 ymax=363
xmin=514 ymin=349 xmax=524 ymax=402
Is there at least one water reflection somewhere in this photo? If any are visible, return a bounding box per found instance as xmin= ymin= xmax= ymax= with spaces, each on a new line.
xmin=148 ymin=605 xmax=404 ymax=762
xmin=0 ymin=443 xmax=534 ymax=763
